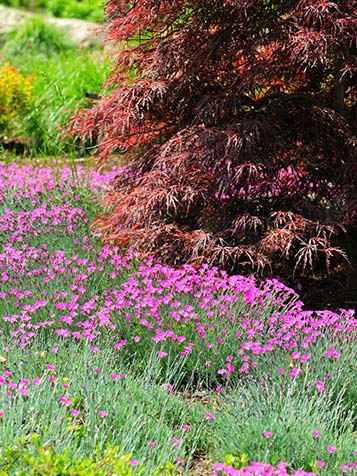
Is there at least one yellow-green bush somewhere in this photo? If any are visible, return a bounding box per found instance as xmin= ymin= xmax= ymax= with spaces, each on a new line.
xmin=0 ymin=62 xmax=32 ymax=137
xmin=1 ymin=439 xmax=143 ymax=475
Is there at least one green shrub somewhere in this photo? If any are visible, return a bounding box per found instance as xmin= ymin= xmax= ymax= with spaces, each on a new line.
xmin=0 ymin=0 xmax=46 ymax=7
xmin=20 ymin=51 xmax=110 ymax=154
xmin=46 ymin=0 xmax=104 ymax=22
xmin=1 ymin=21 xmax=109 ymax=154
xmin=0 ymin=0 xmax=104 ymax=21
xmin=0 ymin=62 xmax=32 ymax=136
xmin=3 ymin=17 xmax=76 ymax=57
xmin=1 ymin=441 xmax=141 ymax=475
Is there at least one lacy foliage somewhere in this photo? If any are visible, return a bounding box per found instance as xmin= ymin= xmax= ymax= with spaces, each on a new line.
xmin=69 ymin=0 xmax=357 ymax=280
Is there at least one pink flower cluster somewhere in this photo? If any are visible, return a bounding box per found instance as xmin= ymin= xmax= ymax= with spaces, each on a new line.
xmin=0 ymin=164 xmax=355 ymax=385
xmin=212 ymin=461 xmax=314 ymax=475
xmin=0 ymin=163 xmax=355 ymax=475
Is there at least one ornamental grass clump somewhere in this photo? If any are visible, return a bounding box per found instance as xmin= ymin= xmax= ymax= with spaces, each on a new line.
xmin=3 ymin=17 xmax=76 ymax=57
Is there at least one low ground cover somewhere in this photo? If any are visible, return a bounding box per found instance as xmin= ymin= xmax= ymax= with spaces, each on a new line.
xmin=0 ymin=161 xmax=355 ymax=475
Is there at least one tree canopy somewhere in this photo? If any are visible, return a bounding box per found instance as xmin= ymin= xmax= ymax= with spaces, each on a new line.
xmin=69 ymin=0 xmax=357 ymax=285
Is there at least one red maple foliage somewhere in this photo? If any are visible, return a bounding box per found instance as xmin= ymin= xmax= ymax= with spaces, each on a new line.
xmin=68 ymin=0 xmax=357 ymax=283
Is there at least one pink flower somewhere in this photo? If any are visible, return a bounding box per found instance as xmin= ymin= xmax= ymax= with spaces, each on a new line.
xmin=133 ymin=335 xmax=140 ymax=342
xmin=176 ymin=457 xmax=184 ymax=464
xmin=59 ymin=395 xmax=72 ymax=406
xmin=0 ymin=411 xmax=3 ymax=417
xmin=148 ymin=441 xmax=156 ymax=447
xmin=98 ymin=411 xmax=108 ymax=417
xmin=327 ymin=445 xmax=337 ymax=453
xmin=316 ymin=461 xmax=325 ymax=467
xmin=110 ymin=374 xmax=118 ymax=380
xmin=113 ymin=339 xmax=127 ymax=350
xmin=205 ymin=412 xmax=215 ymax=420
xmin=182 ymin=423 xmax=190 ymax=430
xmin=312 ymin=430 xmax=321 ymax=437
xmin=316 ymin=380 xmax=325 ymax=392
xmin=70 ymin=409 xmax=80 ymax=416
xmin=47 ymin=364 xmax=55 ymax=370
xmin=19 ymin=388 xmax=30 ymax=395
xmin=172 ymin=437 xmax=182 ymax=445
xmin=262 ymin=431 xmax=273 ymax=438
xmin=94 ymin=367 xmax=100 ymax=374
xmin=289 ymin=367 xmax=302 ymax=379
xmin=325 ymin=347 xmax=340 ymax=359
xmin=129 ymin=460 xmax=139 ymax=466
xmin=157 ymin=351 xmax=168 ymax=358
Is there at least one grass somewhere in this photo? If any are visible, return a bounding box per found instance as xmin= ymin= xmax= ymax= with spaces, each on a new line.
xmin=0 ymin=161 xmax=355 ymax=475
xmin=0 ymin=17 xmax=110 ymax=156
xmin=3 ymin=16 xmax=76 ymax=56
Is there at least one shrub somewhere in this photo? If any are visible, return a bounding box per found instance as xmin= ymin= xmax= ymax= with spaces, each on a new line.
xmin=68 ymin=0 xmax=357 ymax=285
xmin=0 ymin=62 xmax=32 ymax=137
xmin=0 ymin=0 xmax=104 ymax=22
xmin=1 ymin=23 xmax=109 ymax=154
xmin=3 ymin=17 xmax=76 ymax=57
xmin=45 ymin=0 xmax=104 ymax=22
xmin=20 ymin=51 xmax=110 ymax=154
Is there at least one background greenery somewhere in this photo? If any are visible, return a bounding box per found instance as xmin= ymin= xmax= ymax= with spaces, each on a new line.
xmin=0 ymin=0 xmax=104 ymax=22
xmin=0 ymin=16 xmax=110 ymax=156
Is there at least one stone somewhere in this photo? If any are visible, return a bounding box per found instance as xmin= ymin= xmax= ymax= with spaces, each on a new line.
xmin=0 ymin=5 xmax=105 ymax=48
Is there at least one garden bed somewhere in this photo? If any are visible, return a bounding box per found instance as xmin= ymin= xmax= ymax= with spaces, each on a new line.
xmin=0 ymin=162 xmax=355 ymax=475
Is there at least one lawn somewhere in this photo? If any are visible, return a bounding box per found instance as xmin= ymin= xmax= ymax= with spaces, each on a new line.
xmin=0 ymin=161 xmax=355 ymax=475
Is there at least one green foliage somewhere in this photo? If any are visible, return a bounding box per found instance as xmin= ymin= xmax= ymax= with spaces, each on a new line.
xmin=212 ymin=375 xmax=356 ymax=474
xmin=0 ymin=0 xmax=104 ymax=22
xmin=45 ymin=0 xmax=104 ymax=22
xmin=20 ymin=51 xmax=109 ymax=154
xmin=3 ymin=17 xmax=76 ymax=57
xmin=1 ymin=441 xmax=141 ymax=475
xmin=0 ymin=17 xmax=110 ymax=154
xmin=224 ymin=453 xmax=249 ymax=470
xmin=0 ymin=0 xmax=47 ymax=7
xmin=0 ymin=62 xmax=32 ymax=136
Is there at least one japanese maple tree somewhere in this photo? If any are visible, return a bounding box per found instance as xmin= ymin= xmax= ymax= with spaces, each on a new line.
xmin=69 ymin=0 xmax=357 ymax=284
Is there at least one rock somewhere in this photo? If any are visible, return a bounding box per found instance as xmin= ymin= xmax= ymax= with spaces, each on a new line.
xmin=46 ymin=17 xmax=105 ymax=48
xmin=0 ymin=5 xmax=105 ymax=48
xmin=0 ymin=5 xmax=32 ymax=36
